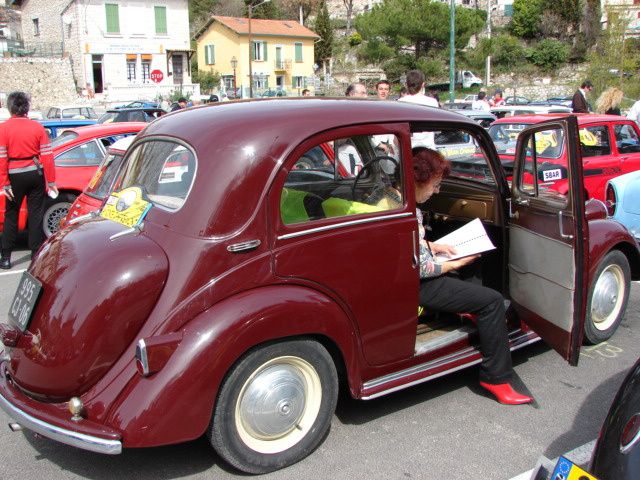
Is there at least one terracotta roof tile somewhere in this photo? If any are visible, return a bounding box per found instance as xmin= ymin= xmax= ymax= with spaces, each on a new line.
xmin=213 ymin=16 xmax=319 ymax=39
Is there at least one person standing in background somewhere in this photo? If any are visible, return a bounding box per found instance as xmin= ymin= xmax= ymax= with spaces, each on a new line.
xmin=345 ymin=83 xmax=368 ymax=97
xmin=627 ymin=99 xmax=640 ymax=126
xmin=0 ymin=91 xmax=57 ymax=269
xmin=376 ymin=80 xmax=391 ymax=100
xmin=596 ymin=87 xmax=624 ymax=115
xmin=472 ymin=91 xmax=491 ymax=112
xmin=398 ymin=70 xmax=438 ymax=148
xmin=489 ymin=90 xmax=505 ymax=107
xmin=571 ymin=80 xmax=593 ymax=113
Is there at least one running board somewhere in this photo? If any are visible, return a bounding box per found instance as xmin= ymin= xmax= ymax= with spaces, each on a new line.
xmin=361 ymin=330 xmax=540 ymax=400
xmin=414 ymin=326 xmax=475 ymax=356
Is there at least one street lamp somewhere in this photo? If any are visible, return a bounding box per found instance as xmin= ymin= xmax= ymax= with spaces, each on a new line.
xmin=230 ymin=56 xmax=238 ymax=98
xmin=248 ymin=0 xmax=271 ymax=98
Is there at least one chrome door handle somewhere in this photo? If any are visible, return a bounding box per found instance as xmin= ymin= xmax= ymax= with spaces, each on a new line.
xmin=558 ymin=211 xmax=573 ymax=240
xmin=412 ymin=232 xmax=418 ymax=268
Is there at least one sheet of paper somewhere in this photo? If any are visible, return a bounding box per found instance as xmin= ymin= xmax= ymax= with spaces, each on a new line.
xmin=433 ymin=218 xmax=496 ymax=263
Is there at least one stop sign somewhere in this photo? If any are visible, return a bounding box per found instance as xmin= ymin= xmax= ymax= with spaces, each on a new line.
xmin=150 ymin=69 xmax=164 ymax=84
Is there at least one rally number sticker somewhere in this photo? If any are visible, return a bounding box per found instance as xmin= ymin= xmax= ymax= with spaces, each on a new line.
xmin=542 ymin=169 xmax=562 ymax=182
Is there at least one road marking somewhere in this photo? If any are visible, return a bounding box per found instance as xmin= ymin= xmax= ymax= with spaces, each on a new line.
xmin=509 ymin=439 xmax=596 ymax=480
xmin=0 ymin=269 xmax=27 ymax=277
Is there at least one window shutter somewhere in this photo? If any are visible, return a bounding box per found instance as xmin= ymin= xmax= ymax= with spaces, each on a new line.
xmin=155 ymin=6 xmax=167 ymax=35
xmin=295 ymin=43 xmax=302 ymax=62
xmin=204 ymin=45 xmax=210 ymax=65
xmin=251 ymin=41 xmax=256 ymax=61
xmin=262 ymin=41 xmax=268 ymax=61
xmin=105 ymin=4 xmax=120 ymax=33
xmin=206 ymin=45 xmax=215 ymax=64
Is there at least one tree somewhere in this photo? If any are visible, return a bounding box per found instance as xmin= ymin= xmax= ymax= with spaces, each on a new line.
xmin=510 ymin=0 xmax=544 ymax=39
xmin=526 ymin=39 xmax=569 ymax=71
xmin=314 ymin=0 xmax=334 ymax=67
xmin=278 ymin=0 xmax=321 ymax=24
xmin=193 ymin=69 xmax=222 ymax=93
xmin=343 ymin=0 xmax=355 ymax=32
xmin=355 ymin=0 xmax=485 ymax=62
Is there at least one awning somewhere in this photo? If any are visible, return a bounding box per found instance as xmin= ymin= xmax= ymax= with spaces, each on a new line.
xmin=141 ymin=54 xmax=152 ymax=61
xmin=126 ymin=54 xmax=137 ymax=61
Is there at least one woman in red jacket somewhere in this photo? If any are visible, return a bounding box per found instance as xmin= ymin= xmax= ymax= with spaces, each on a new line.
xmin=0 ymin=91 xmax=57 ymax=269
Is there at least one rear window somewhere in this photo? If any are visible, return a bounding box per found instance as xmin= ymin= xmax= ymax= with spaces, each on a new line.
xmin=117 ymin=140 xmax=196 ymax=211
xmin=85 ymin=152 xmax=126 ymax=200
xmin=51 ymin=131 xmax=79 ymax=148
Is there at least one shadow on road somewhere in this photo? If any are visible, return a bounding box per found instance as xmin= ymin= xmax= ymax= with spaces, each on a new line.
xmin=335 ymin=340 xmax=550 ymax=426
xmin=543 ymin=369 xmax=628 ymax=460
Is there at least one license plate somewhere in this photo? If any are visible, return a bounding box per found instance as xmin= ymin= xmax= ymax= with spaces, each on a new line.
xmin=8 ymin=272 xmax=43 ymax=331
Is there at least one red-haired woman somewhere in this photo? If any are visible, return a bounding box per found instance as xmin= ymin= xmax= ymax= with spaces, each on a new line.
xmin=413 ymin=147 xmax=532 ymax=405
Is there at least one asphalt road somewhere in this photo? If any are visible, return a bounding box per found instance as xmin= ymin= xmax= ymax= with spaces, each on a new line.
xmin=0 ymin=241 xmax=639 ymax=480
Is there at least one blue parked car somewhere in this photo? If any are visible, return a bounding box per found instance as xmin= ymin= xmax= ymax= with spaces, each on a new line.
xmin=606 ymin=170 xmax=640 ymax=239
xmin=39 ymin=119 xmax=97 ymax=138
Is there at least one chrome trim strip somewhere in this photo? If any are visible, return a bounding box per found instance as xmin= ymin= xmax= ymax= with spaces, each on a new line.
xmin=277 ymin=212 xmax=413 ymax=240
xmin=361 ymin=332 xmax=540 ymax=400
xmin=227 ymin=239 xmax=261 ymax=252
xmin=68 ymin=212 xmax=96 ymax=225
xmin=109 ymin=226 xmax=139 ymax=241
xmin=0 ymin=393 xmax=122 ymax=455
xmin=137 ymin=338 xmax=149 ymax=376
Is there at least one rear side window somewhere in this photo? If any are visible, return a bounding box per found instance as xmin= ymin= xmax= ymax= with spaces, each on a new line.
xmin=117 ymin=140 xmax=196 ymax=211
xmin=579 ymin=125 xmax=610 ymax=157
xmin=281 ymin=134 xmax=403 ymax=225
xmin=614 ymin=124 xmax=640 ymax=153
xmin=55 ymin=140 xmax=104 ymax=166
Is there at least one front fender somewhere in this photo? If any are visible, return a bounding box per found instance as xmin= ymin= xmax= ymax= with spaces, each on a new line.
xmin=105 ymin=284 xmax=361 ymax=448
xmin=588 ymin=219 xmax=640 ymax=280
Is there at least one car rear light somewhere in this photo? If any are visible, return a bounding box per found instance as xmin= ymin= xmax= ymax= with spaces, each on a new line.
xmin=620 ymin=413 xmax=640 ymax=454
xmin=605 ymin=184 xmax=616 ymax=217
xmin=135 ymin=332 xmax=182 ymax=377
xmin=0 ymin=323 xmax=20 ymax=348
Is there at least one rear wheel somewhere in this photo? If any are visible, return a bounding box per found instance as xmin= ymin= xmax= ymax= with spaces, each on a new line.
xmin=43 ymin=193 xmax=76 ymax=237
xmin=584 ymin=250 xmax=630 ymax=344
xmin=208 ymin=340 xmax=338 ymax=474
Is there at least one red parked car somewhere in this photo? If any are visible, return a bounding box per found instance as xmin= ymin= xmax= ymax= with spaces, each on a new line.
xmin=62 ymin=136 xmax=136 ymax=226
xmin=1 ymin=101 xmax=639 ymax=473
xmin=488 ymin=113 xmax=640 ymax=201
xmin=0 ymin=122 xmax=146 ymax=237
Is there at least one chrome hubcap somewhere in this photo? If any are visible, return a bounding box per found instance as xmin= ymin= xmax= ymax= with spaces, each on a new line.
xmin=591 ymin=264 xmax=624 ymax=331
xmin=235 ymin=356 xmax=322 ymax=454
xmin=239 ymin=364 xmax=306 ymax=439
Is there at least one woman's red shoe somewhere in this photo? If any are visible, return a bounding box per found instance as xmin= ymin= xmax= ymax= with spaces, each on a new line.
xmin=479 ymin=381 xmax=533 ymax=405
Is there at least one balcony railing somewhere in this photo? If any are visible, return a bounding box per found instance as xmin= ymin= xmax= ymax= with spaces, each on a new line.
xmin=274 ymin=59 xmax=292 ymax=71
xmin=5 ymin=41 xmax=63 ymax=58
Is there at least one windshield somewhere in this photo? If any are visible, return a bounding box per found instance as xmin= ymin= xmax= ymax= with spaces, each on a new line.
xmin=85 ymin=152 xmax=126 ymax=200
xmin=430 ymin=128 xmax=495 ymax=184
xmin=116 ymin=140 xmax=196 ymax=211
xmin=98 ymin=112 xmax=118 ymax=124
xmin=489 ymin=123 xmax=564 ymax=161
xmin=51 ymin=131 xmax=79 ymax=148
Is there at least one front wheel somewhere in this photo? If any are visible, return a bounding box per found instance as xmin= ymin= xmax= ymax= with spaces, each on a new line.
xmin=43 ymin=193 xmax=76 ymax=237
xmin=208 ymin=340 xmax=338 ymax=474
xmin=584 ymin=250 xmax=630 ymax=344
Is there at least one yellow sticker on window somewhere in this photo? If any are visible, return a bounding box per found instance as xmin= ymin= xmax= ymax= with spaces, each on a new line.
xmin=100 ymin=187 xmax=151 ymax=228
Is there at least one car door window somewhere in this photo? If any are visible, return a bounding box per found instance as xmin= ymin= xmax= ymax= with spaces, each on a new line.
xmin=55 ymin=140 xmax=104 ymax=167
xmin=518 ymin=127 xmax=569 ymax=204
xmin=580 ymin=125 xmax=610 ymax=157
xmin=281 ymin=134 xmax=403 ymax=225
xmin=614 ymin=124 xmax=640 ymax=153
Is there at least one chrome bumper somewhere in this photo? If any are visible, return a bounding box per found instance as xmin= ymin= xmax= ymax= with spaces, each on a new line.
xmin=0 ymin=393 xmax=122 ymax=455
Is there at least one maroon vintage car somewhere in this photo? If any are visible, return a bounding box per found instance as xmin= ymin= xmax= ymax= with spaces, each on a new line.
xmin=1 ymin=100 xmax=639 ymax=473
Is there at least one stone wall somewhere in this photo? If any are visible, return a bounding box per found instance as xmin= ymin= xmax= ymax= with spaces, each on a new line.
xmin=0 ymin=57 xmax=82 ymax=110
xmin=489 ymin=65 xmax=587 ymax=101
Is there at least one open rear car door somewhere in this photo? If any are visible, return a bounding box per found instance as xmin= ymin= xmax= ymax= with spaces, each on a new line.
xmin=508 ymin=116 xmax=589 ymax=365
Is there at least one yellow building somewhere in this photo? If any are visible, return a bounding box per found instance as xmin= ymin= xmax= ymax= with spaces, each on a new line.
xmin=194 ymin=16 xmax=319 ymax=98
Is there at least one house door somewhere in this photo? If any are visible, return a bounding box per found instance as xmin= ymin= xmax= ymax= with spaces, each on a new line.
xmin=172 ymin=54 xmax=183 ymax=85
xmin=91 ymin=55 xmax=104 ymax=94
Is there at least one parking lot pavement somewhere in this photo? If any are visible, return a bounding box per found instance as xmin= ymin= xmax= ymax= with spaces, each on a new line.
xmin=0 ymin=247 xmax=638 ymax=479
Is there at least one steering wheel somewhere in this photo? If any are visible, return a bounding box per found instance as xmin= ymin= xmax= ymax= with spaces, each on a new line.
xmin=351 ymin=155 xmax=399 ymax=201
